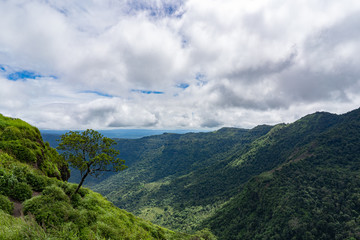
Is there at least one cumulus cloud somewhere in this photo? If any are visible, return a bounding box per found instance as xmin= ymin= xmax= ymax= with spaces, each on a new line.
xmin=0 ymin=0 xmax=360 ymax=130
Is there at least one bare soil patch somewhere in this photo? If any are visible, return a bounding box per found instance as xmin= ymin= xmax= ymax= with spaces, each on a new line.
xmin=10 ymin=191 xmax=41 ymax=217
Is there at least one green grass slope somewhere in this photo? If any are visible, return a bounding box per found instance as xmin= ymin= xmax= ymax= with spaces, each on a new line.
xmin=202 ymin=108 xmax=360 ymax=239
xmin=0 ymin=114 xmax=215 ymax=240
xmin=0 ymin=114 xmax=69 ymax=180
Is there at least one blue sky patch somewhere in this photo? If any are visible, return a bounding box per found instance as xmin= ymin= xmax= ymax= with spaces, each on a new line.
xmin=7 ymin=70 xmax=42 ymax=81
xmin=195 ymin=73 xmax=208 ymax=86
xmin=2 ymin=66 xmax=58 ymax=81
xmin=126 ymin=1 xmax=184 ymax=19
xmin=82 ymin=90 xmax=113 ymax=98
xmin=195 ymin=73 xmax=206 ymax=80
xmin=131 ymin=89 xmax=164 ymax=95
xmin=176 ymin=83 xmax=189 ymax=89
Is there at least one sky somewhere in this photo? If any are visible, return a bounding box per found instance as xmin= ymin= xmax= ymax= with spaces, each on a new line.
xmin=1 ymin=0 xmax=360 ymax=130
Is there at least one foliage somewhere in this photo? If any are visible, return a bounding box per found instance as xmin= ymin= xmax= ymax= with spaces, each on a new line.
xmin=26 ymin=172 xmax=47 ymax=192
xmin=57 ymin=129 xmax=127 ymax=195
xmin=201 ymin=108 xmax=360 ymax=239
xmin=0 ymin=114 xmax=69 ymax=181
xmin=21 ymin=181 xmax=203 ymax=239
xmin=0 ymin=161 xmax=199 ymax=240
xmin=86 ymin=108 xmax=360 ymax=239
xmin=191 ymin=228 xmax=217 ymax=240
xmin=0 ymin=166 xmax=31 ymax=201
xmin=90 ymin=125 xmax=274 ymax=231
xmin=0 ymin=211 xmax=48 ymax=240
xmin=11 ymin=182 xmax=32 ymax=202
xmin=0 ymin=195 xmax=13 ymax=215
xmin=38 ymin=108 xmax=360 ymax=239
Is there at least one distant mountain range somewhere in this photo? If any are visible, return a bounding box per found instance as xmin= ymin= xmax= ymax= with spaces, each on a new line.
xmin=41 ymin=129 xmax=202 ymax=139
xmin=42 ymin=108 xmax=360 ymax=240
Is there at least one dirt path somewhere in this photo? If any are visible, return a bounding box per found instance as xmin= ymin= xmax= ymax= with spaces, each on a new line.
xmin=12 ymin=200 xmax=23 ymax=217
xmin=32 ymin=191 xmax=41 ymax=197
xmin=10 ymin=191 xmax=41 ymax=217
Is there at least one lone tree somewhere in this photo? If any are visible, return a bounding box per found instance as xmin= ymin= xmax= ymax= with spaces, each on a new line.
xmin=57 ymin=129 xmax=127 ymax=195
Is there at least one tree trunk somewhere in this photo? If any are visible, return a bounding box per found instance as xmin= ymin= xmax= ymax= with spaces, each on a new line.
xmin=73 ymin=170 xmax=90 ymax=196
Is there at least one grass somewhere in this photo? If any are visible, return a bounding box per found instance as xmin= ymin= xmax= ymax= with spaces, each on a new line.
xmin=0 ymin=153 xmax=208 ymax=239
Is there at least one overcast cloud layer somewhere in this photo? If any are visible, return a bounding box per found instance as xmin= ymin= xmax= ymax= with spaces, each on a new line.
xmin=1 ymin=0 xmax=360 ymax=130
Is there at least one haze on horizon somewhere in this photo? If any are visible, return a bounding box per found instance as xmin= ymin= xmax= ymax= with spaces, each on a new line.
xmin=1 ymin=0 xmax=360 ymax=130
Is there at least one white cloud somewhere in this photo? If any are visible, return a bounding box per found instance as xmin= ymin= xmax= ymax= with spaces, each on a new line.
xmin=0 ymin=0 xmax=360 ymax=130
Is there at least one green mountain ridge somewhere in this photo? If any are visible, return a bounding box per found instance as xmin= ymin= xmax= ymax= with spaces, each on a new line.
xmin=203 ymin=109 xmax=360 ymax=239
xmin=87 ymin=108 xmax=360 ymax=239
xmin=0 ymin=114 xmax=214 ymax=240
xmin=89 ymin=125 xmax=272 ymax=231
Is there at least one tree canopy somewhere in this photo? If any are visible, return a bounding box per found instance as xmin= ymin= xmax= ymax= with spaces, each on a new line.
xmin=57 ymin=129 xmax=127 ymax=195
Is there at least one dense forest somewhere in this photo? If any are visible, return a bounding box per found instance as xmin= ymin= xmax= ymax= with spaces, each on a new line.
xmin=202 ymin=109 xmax=360 ymax=239
xmin=40 ymin=108 xmax=360 ymax=239
xmin=0 ymin=114 xmax=214 ymax=239
xmin=58 ymin=108 xmax=360 ymax=240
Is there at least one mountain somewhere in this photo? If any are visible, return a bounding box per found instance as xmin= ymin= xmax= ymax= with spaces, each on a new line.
xmin=88 ymin=108 xmax=360 ymax=239
xmin=41 ymin=129 xmax=199 ymax=140
xmin=40 ymin=129 xmax=202 ymax=185
xmin=0 ymin=114 xmax=214 ymax=239
xmin=91 ymin=125 xmax=274 ymax=231
xmin=202 ymin=108 xmax=360 ymax=240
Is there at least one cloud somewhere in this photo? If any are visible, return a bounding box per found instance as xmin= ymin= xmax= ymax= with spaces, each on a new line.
xmin=1 ymin=0 xmax=360 ymax=130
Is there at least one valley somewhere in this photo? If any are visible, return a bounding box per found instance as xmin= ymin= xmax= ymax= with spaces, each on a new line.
xmin=40 ymin=107 xmax=360 ymax=239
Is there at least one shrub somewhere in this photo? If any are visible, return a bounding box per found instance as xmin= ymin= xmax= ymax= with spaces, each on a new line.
xmin=42 ymin=185 xmax=69 ymax=202
xmin=97 ymin=222 xmax=117 ymax=239
xmin=61 ymin=182 xmax=89 ymax=197
xmin=78 ymin=227 xmax=96 ymax=240
xmin=0 ymin=141 xmax=37 ymax=163
xmin=10 ymin=182 xmax=32 ymax=202
xmin=26 ymin=173 xmax=46 ymax=192
xmin=23 ymin=195 xmax=44 ymax=215
xmin=12 ymin=166 xmax=27 ymax=182
xmin=0 ymin=194 xmax=14 ymax=215
xmin=23 ymin=195 xmax=74 ymax=228
xmin=77 ymin=187 xmax=89 ymax=197
xmin=70 ymin=209 xmax=98 ymax=229
xmin=192 ymin=228 xmax=217 ymax=240
xmin=39 ymin=160 xmax=61 ymax=180
xmin=1 ymin=126 xmax=22 ymax=141
xmin=56 ymin=181 xmax=73 ymax=195
xmin=70 ymin=193 xmax=82 ymax=208
xmin=0 ymin=152 xmax=15 ymax=166
xmin=0 ymin=172 xmax=17 ymax=196
xmin=78 ymin=194 xmax=101 ymax=211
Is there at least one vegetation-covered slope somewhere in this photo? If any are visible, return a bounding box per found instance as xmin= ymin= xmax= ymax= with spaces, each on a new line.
xmin=91 ymin=125 xmax=273 ymax=231
xmin=202 ymin=108 xmax=360 ymax=239
xmin=0 ymin=114 xmax=69 ymax=180
xmin=89 ymin=108 xmax=360 ymax=239
xmin=0 ymin=114 xmax=214 ymax=240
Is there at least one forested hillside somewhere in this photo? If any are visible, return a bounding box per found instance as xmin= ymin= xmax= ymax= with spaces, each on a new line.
xmin=88 ymin=108 xmax=360 ymax=239
xmin=91 ymin=125 xmax=273 ymax=231
xmin=202 ymin=108 xmax=360 ymax=239
xmin=0 ymin=114 xmax=213 ymax=240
